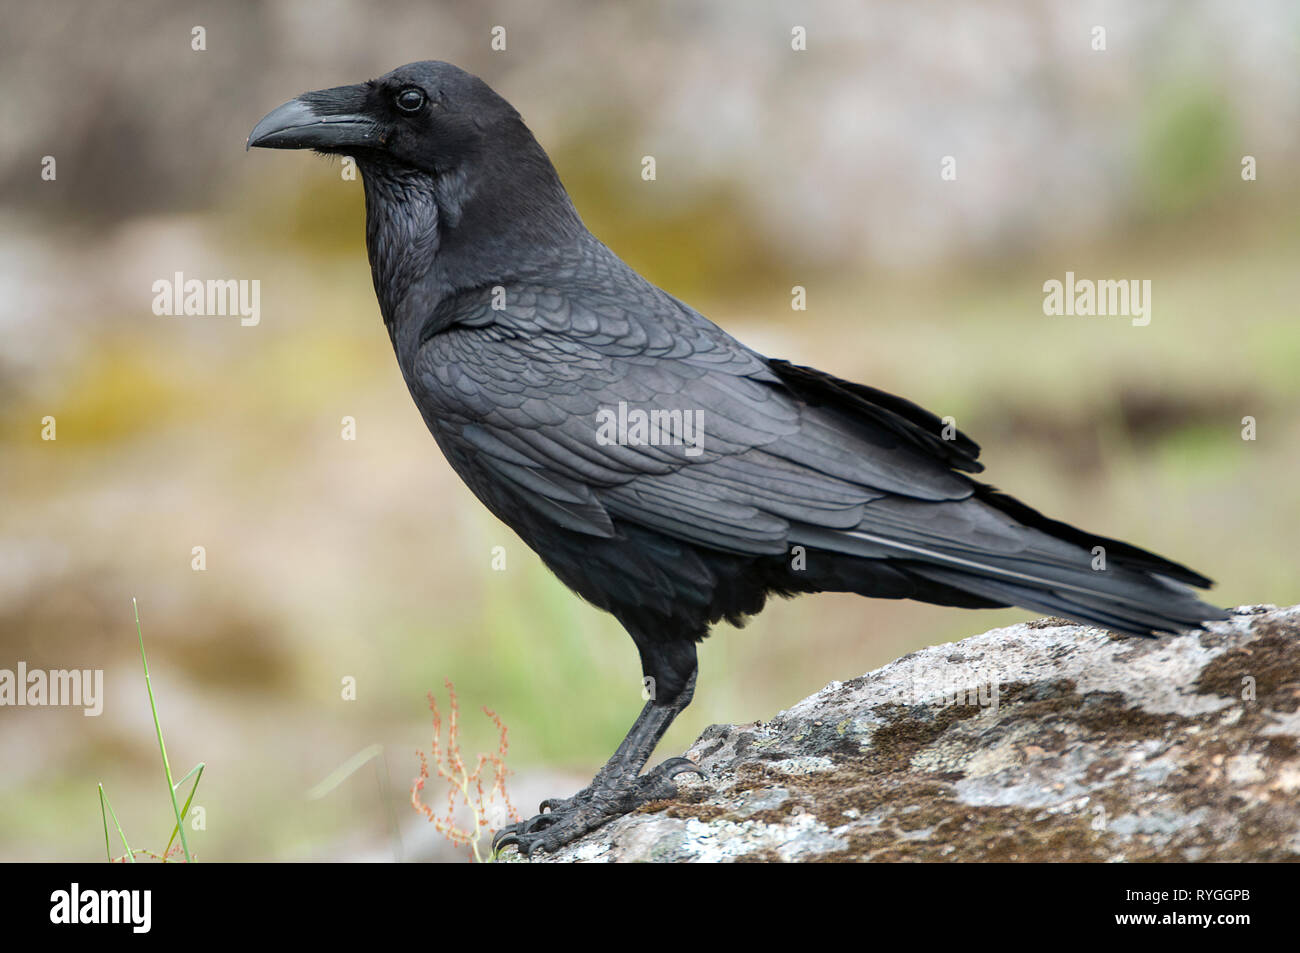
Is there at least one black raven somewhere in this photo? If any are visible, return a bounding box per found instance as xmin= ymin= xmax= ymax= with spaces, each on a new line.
xmin=249 ymin=61 xmax=1228 ymax=857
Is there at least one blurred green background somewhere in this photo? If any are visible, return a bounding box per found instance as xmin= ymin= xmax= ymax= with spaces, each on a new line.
xmin=1 ymin=0 xmax=1297 ymax=860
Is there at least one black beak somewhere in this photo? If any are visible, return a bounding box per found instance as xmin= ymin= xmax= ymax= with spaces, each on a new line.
xmin=247 ymin=84 xmax=380 ymax=152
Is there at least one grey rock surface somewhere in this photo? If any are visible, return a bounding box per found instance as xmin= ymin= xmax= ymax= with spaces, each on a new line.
xmin=534 ymin=605 xmax=1300 ymax=862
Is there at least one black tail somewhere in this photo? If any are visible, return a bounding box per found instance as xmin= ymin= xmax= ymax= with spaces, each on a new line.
xmin=789 ymin=485 xmax=1228 ymax=639
xmin=768 ymin=359 xmax=1228 ymax=638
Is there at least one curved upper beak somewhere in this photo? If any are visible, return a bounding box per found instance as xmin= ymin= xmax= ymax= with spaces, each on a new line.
xmin=247 ymin=86 xmax=380 ymax=152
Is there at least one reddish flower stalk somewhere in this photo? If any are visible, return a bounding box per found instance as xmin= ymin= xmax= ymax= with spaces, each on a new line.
xmin=412 ymin=679 xmax=521 ymax=862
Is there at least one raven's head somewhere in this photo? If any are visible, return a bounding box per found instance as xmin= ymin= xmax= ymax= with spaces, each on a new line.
xmin=249 ymin=61 xmax=583 ymax=320
xmin=248 ymin=61 xmax=519 ymax=176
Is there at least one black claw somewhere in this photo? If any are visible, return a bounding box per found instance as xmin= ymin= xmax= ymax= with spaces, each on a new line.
xmin=523 ymin=814 xmax=554 ymax=834
xmin=654 ymin=756 xmax=705 ymax=780
xmin=495 ymin=764 xmax=699 ymax=858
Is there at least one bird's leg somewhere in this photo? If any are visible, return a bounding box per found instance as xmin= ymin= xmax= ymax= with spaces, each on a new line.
xmin=540 ymin=671 xmax=699 ymax=812
xmin=492 ymin=669 xmax=702 ymax=858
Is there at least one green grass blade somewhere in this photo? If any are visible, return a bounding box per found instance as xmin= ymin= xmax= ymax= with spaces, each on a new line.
xmin=306 ymin=743 xmax=384 ymax=800
xmin=163 ymin=762 xmax=205 ymax=860
xmin=134 ymin=598 xmax=193 ymax=863
xmin=98 ymin=783 xmax=134 ymax=863
xmin=172 ymin=761 xmax=204 ymax=791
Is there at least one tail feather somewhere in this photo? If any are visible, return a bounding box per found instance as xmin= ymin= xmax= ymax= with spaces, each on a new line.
xmin=910 ymin=564 xmax=1225 ymax=638
xmin=789 ymin=508 xmax=1228 ymax=638
xmin=971 ymin=481 xmax=1215 ymax=589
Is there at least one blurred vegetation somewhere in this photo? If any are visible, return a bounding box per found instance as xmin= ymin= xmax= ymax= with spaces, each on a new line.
xmin=2 ymin=2 xmax=1298 ymax=862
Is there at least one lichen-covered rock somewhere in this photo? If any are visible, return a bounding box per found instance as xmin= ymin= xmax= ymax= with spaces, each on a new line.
xmin=537 ymin=605 xmax=1300 ymax=862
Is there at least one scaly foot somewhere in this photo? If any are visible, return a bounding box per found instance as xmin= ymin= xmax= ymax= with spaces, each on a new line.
xmin=492 ymin=757 xmax=703 ymax=858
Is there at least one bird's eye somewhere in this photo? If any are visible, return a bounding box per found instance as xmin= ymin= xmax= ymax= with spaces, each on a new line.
xmin=395 ymin=87 xmax=425 ymax=113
